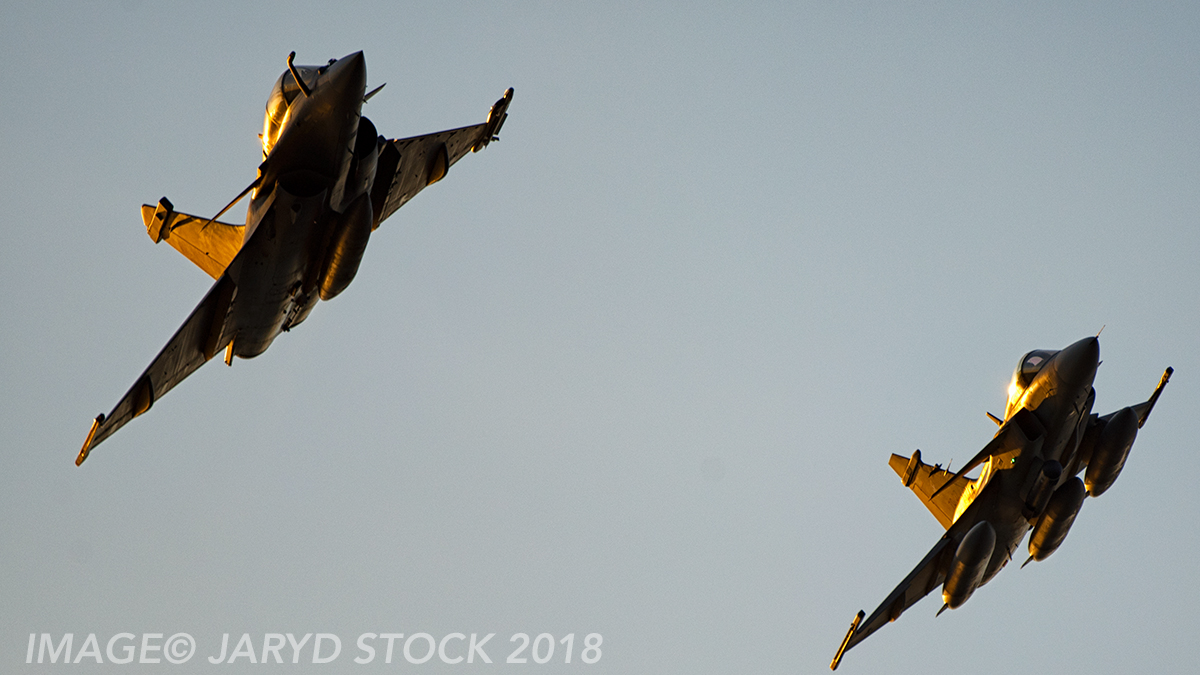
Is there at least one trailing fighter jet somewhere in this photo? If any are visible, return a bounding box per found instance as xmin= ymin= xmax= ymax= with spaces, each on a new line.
xmin=830 ymin=337 xmax=1171 ymax=670
xmin=76 ymin=51 xmax=513 ymax=465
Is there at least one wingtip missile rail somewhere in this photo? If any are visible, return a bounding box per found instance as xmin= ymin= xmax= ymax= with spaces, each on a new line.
xmin=475 ymin=87 xmax=513 ymax=152
xmin=829 ymin=610 xmax=863 ymax=671
xmin=76 ymin=414 xmax=104 ymax=466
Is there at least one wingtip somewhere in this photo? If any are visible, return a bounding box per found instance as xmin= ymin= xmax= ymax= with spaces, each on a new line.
xmin=829 ymin=610 xmax=864 ymax=671
xmin=76 ymin=415 xmax=103 ymax=466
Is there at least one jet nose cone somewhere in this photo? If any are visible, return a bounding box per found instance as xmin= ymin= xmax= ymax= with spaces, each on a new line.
xmin=340 ymin=50 xmax=365 ymax=71
xmin=326 ymin=51 xmax=366 ymax=97
xmin=1057 ymin=337 xmax=1100 ymax=388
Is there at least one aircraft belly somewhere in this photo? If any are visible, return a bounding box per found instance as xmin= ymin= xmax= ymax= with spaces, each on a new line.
xmin=228 ymin=190 xmax=327 ymax=358
xmin=1032 ymin=386 xmax=1090 ymax=464
xmin=954 ymin=471 xmax=1030 ymax=586
xmin=977 ymin=471 xmax=1031 ymax=584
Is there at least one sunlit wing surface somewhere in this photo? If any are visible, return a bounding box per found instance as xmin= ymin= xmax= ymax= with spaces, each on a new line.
xmin=888 ymin=453 xmax=970 ymax=529
xmin=77 ymin=275 xmax=235 ymax=464
xmin=142 ymin=201 xmax=245 ymax=279
xmin=928 ymin=407 xmax=1046 ymax=502
xmin=371 ymin=88 xmax=512 ymax=227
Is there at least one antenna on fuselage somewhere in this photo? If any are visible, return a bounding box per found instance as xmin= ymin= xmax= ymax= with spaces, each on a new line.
xmin=287 ymin=51 xmax=312 ymax=98
xmin=364 ymin=83 xmax=386 ymax=102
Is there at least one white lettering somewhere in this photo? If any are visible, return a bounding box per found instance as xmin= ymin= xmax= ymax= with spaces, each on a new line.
xmin=107 ymin=633 xmax=135 ymax=665
xmin=139 ymin=633 xmax=162 ymax=663
xmin=208 ymin=633 xmax=229 ymax=664
xmin=74 ymin=634 xmax=103 ymax=664
xmin=286 ymin=633 xmax=312 ymax=664
xmin=38 ymin=633 xmax=73 ymax=664
xmin=532 ymin=633 xmax=554 ymax=664
xmin=262 ymin=633 xmax=285 ymax=663
xmin=405 ymin=633 xmax=435 ymax=664
xmin=313 ymin=633 xmax=341 ymax=664
xmin=380 ymin=633 xmax=404 ymax=663
xmin=355 ymin=633 xmax=377 ymax=664
xmin=439 ymin=633 xmax=465 ymax=664
xmin=228 ymin=633 xmax=258 ymax=663
xmin=468 ymin=633 xmax=494 ymax=664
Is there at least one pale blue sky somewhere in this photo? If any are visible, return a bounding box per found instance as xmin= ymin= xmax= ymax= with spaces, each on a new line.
xmin=2 ymin=2 xmax=1197 ymax=672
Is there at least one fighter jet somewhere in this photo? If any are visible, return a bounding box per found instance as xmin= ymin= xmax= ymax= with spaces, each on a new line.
xmin=830 ymin=337 xmax=1171 ymax=670
xmin=76 ymin=51 xmax=513 ymax=465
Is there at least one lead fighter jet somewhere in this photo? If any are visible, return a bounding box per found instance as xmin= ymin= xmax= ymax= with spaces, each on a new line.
xmin=76 ymin=52 xmax=513 ymax=465
xmin=830 ymin=337 xmax=1171 ymax=669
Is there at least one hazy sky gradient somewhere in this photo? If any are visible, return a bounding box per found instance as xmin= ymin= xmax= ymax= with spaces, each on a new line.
xmin=2 ymin=2 xmax=1197 ymax=672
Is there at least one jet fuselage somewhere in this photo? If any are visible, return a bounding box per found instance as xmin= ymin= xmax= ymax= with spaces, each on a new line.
xmin=955 ymin=337 xmax=1099 ymax=583
xmin=228 ymin=52 xmax=368 ymax=358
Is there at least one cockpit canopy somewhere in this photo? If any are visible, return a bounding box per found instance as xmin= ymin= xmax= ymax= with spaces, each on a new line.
xmin=1014 ymin=350 xmax=1055 ymax=389
xmin=261 ymin=65 xmax=319 ymax=157
xmin=1005 ymin=349 xmax=1057 ymax=417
